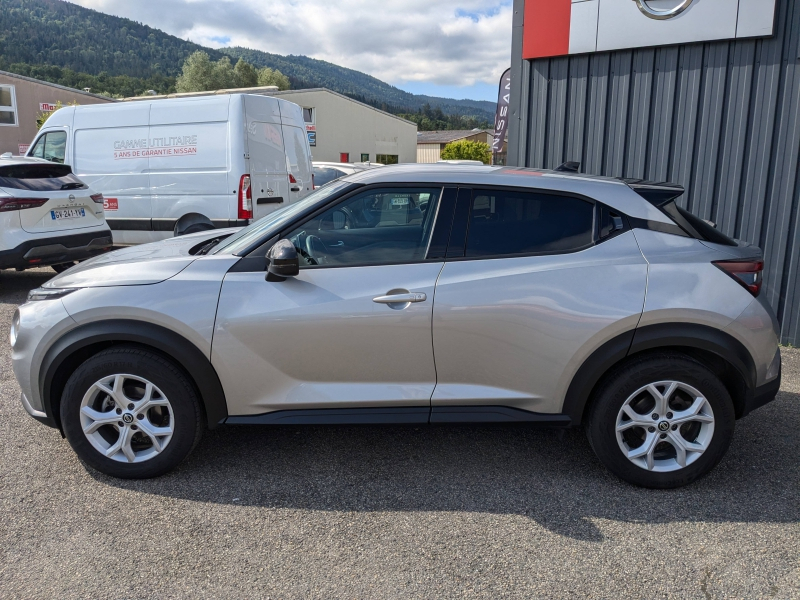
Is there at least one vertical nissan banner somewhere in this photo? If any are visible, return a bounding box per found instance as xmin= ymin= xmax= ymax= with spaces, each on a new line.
xmin=522 ymin=0 xmax=776 ymax=59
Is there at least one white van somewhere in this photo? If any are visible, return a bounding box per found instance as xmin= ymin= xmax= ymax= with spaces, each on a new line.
xmin=27 ymin=94 xmax=314 ymax=244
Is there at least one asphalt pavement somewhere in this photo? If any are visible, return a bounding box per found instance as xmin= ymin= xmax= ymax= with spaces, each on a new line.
xmin=0 ymin=267 xmax=798 ymax=599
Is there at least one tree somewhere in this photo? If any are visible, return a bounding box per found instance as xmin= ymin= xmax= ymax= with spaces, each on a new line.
xmin=257 ymin=67 xmax=291 ymax=90
xmin=175 ymin=51 xmax=290 ymax=92
xmin=440 ymin=140 xmax=492 ymax=164
xmin=233 ymin=58 xmax=258 ymax=88
xmin=175 ymin=51 xmax=234 ymax=92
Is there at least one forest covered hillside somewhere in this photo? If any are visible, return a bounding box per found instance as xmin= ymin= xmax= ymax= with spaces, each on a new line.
xmin=0 ymin=0 xmax=496 ymax=124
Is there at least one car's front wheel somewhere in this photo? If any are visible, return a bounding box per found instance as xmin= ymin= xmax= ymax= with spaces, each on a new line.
xmin=585 ymin=353 xmax=735 ymax=488
xmin=60 ymin=347 xmax=203 ymax=478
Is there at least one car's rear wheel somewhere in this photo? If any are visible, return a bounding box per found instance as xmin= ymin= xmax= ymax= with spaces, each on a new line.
xmin=60 ymin=347 xmax=203 ymax=478
xmin=585 ymin=353 xmax=735 ymax=489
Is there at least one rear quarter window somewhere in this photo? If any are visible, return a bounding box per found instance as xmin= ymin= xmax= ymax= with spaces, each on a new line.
xmin=465 ymin=190 xmax=595 ymax=257
xmin=0 ymin=164 xmax=87 ymax=191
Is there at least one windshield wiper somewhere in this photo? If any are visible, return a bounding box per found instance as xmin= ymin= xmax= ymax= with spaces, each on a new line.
xmin=60 ymin=182 xmax=87 ymax=190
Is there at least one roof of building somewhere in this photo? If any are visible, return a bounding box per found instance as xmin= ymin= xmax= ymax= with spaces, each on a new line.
xmin=416 ymin=129 xmax=492 ymax=144
xmin=0 ymin=69 xmax=116 ymax=103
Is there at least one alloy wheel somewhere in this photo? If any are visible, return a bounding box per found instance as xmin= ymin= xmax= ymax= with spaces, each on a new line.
xmin=79 ymin=373 xmax=174 ymax=463
xmin=615 ymin=380 xmax=715 ymax=472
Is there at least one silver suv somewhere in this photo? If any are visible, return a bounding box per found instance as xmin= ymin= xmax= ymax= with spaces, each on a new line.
xmin=10 ymin=165 xmax=781 ymax=488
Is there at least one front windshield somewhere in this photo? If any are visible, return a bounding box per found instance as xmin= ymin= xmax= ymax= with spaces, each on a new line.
xmin=213 ymin=180 xmax=354 ymax=255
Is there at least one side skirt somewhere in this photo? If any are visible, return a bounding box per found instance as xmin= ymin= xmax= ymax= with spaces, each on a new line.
xmin=225 ymin=406 xmax=572 ymax=426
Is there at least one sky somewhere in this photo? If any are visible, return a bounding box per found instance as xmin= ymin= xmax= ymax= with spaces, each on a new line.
xmin=67 ymin=0 xmax=514 ymax=102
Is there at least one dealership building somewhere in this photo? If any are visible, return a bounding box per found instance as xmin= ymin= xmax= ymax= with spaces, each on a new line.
xmin=0 ymin=70 xmax=113 ymax=156
xmin=507 ymin=0 xmax=800 ymax=344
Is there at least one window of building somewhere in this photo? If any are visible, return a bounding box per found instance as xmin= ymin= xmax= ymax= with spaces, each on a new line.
xmin=340 ymin=152 xmax=350 ymax=163
xmin=28 ymin=131 xmax=67 ymax=163
xmin=303 ymin=108 xmax=314 ymax=124
xmin=286 ymin=187 xmax=442 ymax=267
xmin=0 ymin=85 xmax=18 ymax=127
xmin=376 ymin=154 xmax=399 ymax=165
xmin=465 ymin=190 xmax=594 ymax=257
xmin=360 ymin=153 xmax=370 ymax=162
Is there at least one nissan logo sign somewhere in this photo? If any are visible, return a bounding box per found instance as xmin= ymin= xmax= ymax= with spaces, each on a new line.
xmin=633 ymin=0 xmax=695 ymax=20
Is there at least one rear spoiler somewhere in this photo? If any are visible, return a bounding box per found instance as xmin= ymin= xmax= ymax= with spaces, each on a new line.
xmin=621 ymin=178 xmax=684 ymax=208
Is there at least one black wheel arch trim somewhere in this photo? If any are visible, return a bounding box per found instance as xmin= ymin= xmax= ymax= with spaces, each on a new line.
xmin=39 ymin=320 xmax=228 ymax=431
xmin=563 ymin=322 xmax=757 ymax=425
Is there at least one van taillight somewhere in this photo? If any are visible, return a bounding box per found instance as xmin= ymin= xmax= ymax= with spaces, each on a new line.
xmin=90 ymin=193 xmax=104 ymax=204
xmin=312 ymin=173 xmax=315 ymax=190
xmin=289 ymin=174 xmax=297 ymax=184
xmin=713 ymin=259 xmax=764 ymax=297
xmin=0 ymin=198 xmax=48 ymax=212
xmin=238 ymin=175 xmax=252 ymax=220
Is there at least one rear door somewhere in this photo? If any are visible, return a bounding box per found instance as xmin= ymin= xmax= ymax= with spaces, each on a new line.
xmin=245 ymin=95 xmax=290 ymax=221
xmin=430 ymin=187 xmax=648 ymax=418
xmin=0 ymin=163 xmax=105 ymax=233
xmin=282 ymin=124 xmax=313 ymax=204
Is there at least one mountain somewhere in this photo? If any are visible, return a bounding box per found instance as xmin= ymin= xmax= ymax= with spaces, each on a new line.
xmin=221 ymin=48 xmax=496 ymax=120
xmin=0 ymin=0 xmax=496 ymax=121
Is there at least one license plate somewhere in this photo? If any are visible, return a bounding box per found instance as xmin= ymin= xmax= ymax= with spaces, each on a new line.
xmin=50 ymin=208 xmax=85 ymax=221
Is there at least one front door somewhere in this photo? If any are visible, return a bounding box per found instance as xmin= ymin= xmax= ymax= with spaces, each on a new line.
xmin=212 ymin=186 xmax=447 ymax=418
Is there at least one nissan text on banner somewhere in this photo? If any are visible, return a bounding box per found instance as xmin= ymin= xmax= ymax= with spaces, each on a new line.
xmin=522 ymin=0 xmax=776 ymax=59
xmin=493 ymin=68 xmax=512 ymax=158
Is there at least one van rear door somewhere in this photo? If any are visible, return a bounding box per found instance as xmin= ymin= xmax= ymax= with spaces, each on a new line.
xmin=245 ymin=95 xmax=290 ymax=221
xmin=281 ymin=124 xmax=313 ymax=206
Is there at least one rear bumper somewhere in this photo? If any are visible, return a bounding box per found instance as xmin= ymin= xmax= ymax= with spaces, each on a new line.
xmin=0 ymin=229 xmax=113 ymax=269
xmin=742 ymin=366 xmax=782 ymax=418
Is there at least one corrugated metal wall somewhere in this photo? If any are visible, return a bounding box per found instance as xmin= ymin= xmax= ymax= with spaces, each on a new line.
xmin=508 ymin=0 xmax=800 ymax=345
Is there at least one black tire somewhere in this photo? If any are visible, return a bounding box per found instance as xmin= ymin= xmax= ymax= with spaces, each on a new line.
xmin=60 ymin=346 xmax=203 ymax=478
xmin=585 ymin=352 xmax=735 ymax=489
xmin=52 ymin=262 xmax=77 ymax=273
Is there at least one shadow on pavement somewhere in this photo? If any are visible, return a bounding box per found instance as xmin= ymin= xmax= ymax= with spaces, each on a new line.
xmin=88 ymin=391 xmax=800 ymax=542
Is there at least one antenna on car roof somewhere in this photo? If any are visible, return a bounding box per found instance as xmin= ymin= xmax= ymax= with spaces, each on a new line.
xmin=555 ymin=161 xmax=580 ymax=173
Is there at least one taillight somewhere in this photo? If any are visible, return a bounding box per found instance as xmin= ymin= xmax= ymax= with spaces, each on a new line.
xmin=312 ymin=173 xmax=316 ymax=190
xmin=238 ymin=174 xmax=252 ymax=220
xmin=0 ymin=198 xmax=48 ymax=212
xmin=90 ymin=193 xmax=104 ymax=204
xmin=713 ymin=259 xmax=764 ymax=297
xmin=289 ymin=174 xmax=297 ymax=184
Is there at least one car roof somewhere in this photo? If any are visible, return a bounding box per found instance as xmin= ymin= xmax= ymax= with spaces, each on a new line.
xmin=313 ymin=162 xmax=359 ymax=169
xmin=340 ymin=164 xmax=673 ymax=224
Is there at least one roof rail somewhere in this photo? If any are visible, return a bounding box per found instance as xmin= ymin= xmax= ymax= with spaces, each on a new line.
xmin=622 ymin=178 xmax=684 ymax=207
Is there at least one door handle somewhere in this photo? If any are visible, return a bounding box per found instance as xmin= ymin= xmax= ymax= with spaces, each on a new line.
xmin=291 ymin=186 xmax=301 ymax=192
xmin=373 ymin=292 xmax=427 ymax=304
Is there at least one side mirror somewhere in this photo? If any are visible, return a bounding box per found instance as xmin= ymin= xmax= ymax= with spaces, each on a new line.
xmin=266 ymin=239 xmax=300 ymax=281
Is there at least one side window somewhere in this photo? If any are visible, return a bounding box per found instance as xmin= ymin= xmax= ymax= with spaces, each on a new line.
xmin=465 ymin=190 xmax=594 ymax=257
xmin=312 ymin=167 xmax=347 ymax=187
xmin=285 ymin=187 xmax=442 ymax=267
xmin=28 ymin=135 xmax=46 ymax=159
xmin=43 ymin=131 xmax=67 ymax=163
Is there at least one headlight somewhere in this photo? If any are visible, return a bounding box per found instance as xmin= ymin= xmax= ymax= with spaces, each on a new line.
xmin=27 ymin=287 xmax=79 ymax=302
xmin=9 ymin=309 xmax=19 ymax=347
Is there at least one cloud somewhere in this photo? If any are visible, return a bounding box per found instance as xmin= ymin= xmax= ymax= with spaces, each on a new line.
xmin=68 ymin=0 xmax=512 ymax=90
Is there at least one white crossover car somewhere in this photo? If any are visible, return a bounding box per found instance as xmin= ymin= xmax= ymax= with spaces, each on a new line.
xmin=0 ymin=156 xmax=112 ymax=272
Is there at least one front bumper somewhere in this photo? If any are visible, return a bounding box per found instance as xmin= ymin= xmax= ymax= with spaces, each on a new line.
xmin=0 ymin=229 xmax=113 ymax=270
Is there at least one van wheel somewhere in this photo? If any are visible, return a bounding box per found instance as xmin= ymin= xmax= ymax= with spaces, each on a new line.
xmin=60 ymin=347 xmax=203 ymax=479
xmin=52 ymin=262 xmax=76 ymax=273
xmin=585 ymin=353 xmax=735 ymax=489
